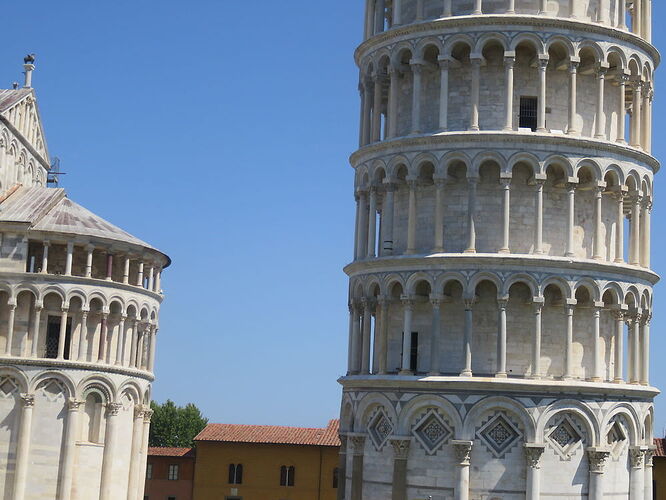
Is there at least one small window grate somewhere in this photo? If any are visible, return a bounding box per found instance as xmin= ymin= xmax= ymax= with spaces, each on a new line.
xmin=519 ymin=97 xmax=538 ymax=131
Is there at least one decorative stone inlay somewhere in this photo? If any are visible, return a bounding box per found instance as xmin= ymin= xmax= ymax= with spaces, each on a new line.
xmin=368 ymin=409 xmax=393 ymax=450
xmin=451 ymin=440 xmax=473 ymax=466
xmin=390 ymin=438 xmax=412 ymax=460
xmin=587 ymin=448 xmax=611 ymax=473
xmin=412 ymin=409 xmax=452 ymax=455
xmin=476 ymin=413 xmax=522 ymax=458
xmin=547 ymin=415 xmax=584 ymax=461
xmin=0 ymin=377 xmax=18 ymax=397
xmin=524 ymin=444 xmax=546 ymax=469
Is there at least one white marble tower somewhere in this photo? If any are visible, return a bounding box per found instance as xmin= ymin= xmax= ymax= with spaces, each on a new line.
xmin=0 ymin=58 xmax=169 ymax=499
xmin=339 ymin=1 xmax=658 ymax=499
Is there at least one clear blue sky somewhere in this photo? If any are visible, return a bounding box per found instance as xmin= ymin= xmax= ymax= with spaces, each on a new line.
xmin=1 ymin=1 xmax=666 ymax=433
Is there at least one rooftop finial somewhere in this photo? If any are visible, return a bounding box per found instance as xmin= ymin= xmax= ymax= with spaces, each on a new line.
xmin=23 ymin=54 xmax=35 ymax=89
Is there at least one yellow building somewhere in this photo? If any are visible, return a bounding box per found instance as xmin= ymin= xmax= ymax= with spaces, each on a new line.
xmin=193 ymin=419 xmax=340 ymax=500
xmin=655 ymin=439 xmax=665 ymax=500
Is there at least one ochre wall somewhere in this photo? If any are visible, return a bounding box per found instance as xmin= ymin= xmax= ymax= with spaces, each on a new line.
xmin=654 ymin=457 xmax=666 ymax=500
xmin=193 ymin=441 xmax=339 ymax=500
xmin=145 ymin=455 xmax=195 ymax=500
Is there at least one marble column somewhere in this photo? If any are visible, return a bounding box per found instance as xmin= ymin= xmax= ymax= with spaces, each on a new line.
xmin=361 ymin=80 xmax=372 ymax=145
xmin=533 ymin=179 xmax=545 ymax=254
xmin=429 ymin=295 xmax=442 ymax=375
xmin=593 ymin=186 xmax=604 ymax=260
xmin=136 ymin=409 xmax=153 ymax=500
xmin=452 ymin=440 xmax=473 ymax=500
xmin=58 ymin=399 xmax=83 ymax=500
xmin=465 ymin=178 xmax=478 ymax=253
xmin=461 ymin=297 xmax=474 ymax=376
xmin=406 ymin=179 xmax=418 ymax=254
xmin=614 ymin=192 xmax=625 ymax=263
xmin=631 ymin=81 xmax=642 ymax=148
xmin=367 ymin=187 xmax=378 ymax=258
xmin=372 ymin=73 xmax=383 ymax=143
xmin=377 ymin=297 xmax=390 ymax=375
xmin=393 ymin=0 xmax=402 ymax=25
xmin=361 ymin=299 xmax=373 ymax=374
xmin=350 ymin=435 xmax=366 ymax=500
xmin=645 ymin=447 xmax=656 ymax=500
xmin=13 ymin=393 xmax=35 ymax=500
xmin=595 ymin=66 xmax=608 ymax=139
xmin=443 ymin=0 xmax=453 ymax=16
xmin=100 ymin=403 xmax=122 ymax=500
xmin=388 ymin=68 xmax=400 ymax=138
xmin=148 ymin=325 xmax=158 ymax=372
xmin=566 ymin=183 xmax=576 ymax=257
xmin=30 ymin=304 xmax=42 ymax=358
xmin=350 ymin=303 xmax=362 ymax=374
xmin=617 ymin=74 xmax=628 ymax=143
xmin=568 ymin=61 xmax=579 ymax=135
xmin=503 ymin=55 xmax=515 ymax=131
xmin=438 ymin=59 xmax=449 ymax=131
xmin=630 ymin=313 xmax=641 ymax=384
xmin=65 ymin=242 xmax=74 ymax=276
xmin=630 ymin=194 xmax=641 ymax=266
xmin=433 ymin=178 xmax=445 ymax=253
xmin=537 ymin=58 xmax=549 ymax=132
xmin=641 ymin=315 xmax=650 ymax=385
xmin=41 ymin=240 xmax=49 ymax=274
xmin=123 ymin=256 xmax=131 ymax=284
xmin=496 ymin=298 xmax=508 ymax=378
xmin=629 ymin=447 xmax=646 ymax=500
xmin=85 ymin=245 xmax=94 ymax=278
xmin=531 ymin=300 xmax=543 ymax=378
xmin=587 ymin=448 xmax=611 ymax=500
xmin=5 ymin=303 xmax=16 ymax=356
xmin=613 ymin=310 xmax=625 ymax=382
xmin=500 ymin=177 xmax=511 ymax=253
xmin=591 ymin=304 xmax=604 ymax=382
xmin=127 ymin=405 xmax=146 ymax=500
xmin=115 ymin=316 xmax=126 ymax=365
xmin=57 ymin=307 xmax=69 ymax=359
xmin=105 ymin=253 xmax=113 ymax=280
xmin=472 ymin=0 xmax=482 ymax=14
xmin=641 ymin=199 xmax=651 ymax=268
xmin=336 ymin=436 xmax=348 ymax=500
xmin=564 ymin=302 xmax=575 ymax=379
xmin=382 ymin=182 xmax=395 ymax=255
xmin=77 ymin=310 xmax=89 ymax=362
xmin=391 ymin=438 xmax=411 ymax=500
xmin=469 ymin=58 xmax=482 ymax=131
xmin=98 ymin=313 xmax=109 ymax=363
xmin=400 ymin=297 xmax=414 ymax=374
xmin=507 ymin=0 xmax=515 ymax=13
xmin=618 ymin=0 xmax=627 ymax=29
xmin=525 ymin=444 xmax=545 ymax=500
xmin=410 ymin=61 xmax=424 ymax=134
xmin=357 ymin=190 xmax=369 ymax=258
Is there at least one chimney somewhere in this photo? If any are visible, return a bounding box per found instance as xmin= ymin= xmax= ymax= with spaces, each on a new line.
xmin=23 ymin=63 xmax=34 ymax=88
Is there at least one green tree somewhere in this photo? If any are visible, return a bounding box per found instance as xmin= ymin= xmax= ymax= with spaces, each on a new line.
xmin=149 ymin=400 xmax=208 ymax=447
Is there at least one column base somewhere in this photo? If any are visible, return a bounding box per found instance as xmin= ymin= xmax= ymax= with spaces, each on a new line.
xmin=399 ymin=370 xmax=414 ymax=376
xmin=565 ymin=252 xmax=575 ymax=258
xmin=592 ymin=255 xmax=603 ymax=260
xmin=595 ymin=134 xmax=606 ymax=140
xmin=460 ymin=370 xmax=473 ymax=377
xmin=537 ymin=127 xmax=548 ymax=133
xmin=616 ymin=138 xmax=627 ymax=144
xmin=464 ymin=248 xmax=476 ymax=254
xmin=428 ymin=371 xmax=441 ymax=376
xmin=468 ymin=126 xmax=480 ymax=132
xmin=561 ymin=375 xmax=573 ymax=381
xmin=567 ymin=130 xmax=580 ymax=136
xmin=613 ymin=378 xmax=624 ymax=384
xmin=527 ymin=374 xmax=541 ymax=380
xmin=498 ymin=248 xmax=510 ymax=254
xmin=495 ymin=372 xmax=508 ymax=379
xmin=431 ymin=247 xmax=444 ymax=254
xmin=614 ymin=258 xmax=624 ymax=264
xmin=588 ymin=377 xmax=603 ymax=383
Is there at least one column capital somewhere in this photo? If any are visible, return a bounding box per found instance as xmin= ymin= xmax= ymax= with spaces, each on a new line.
xmin=20 ymin=393 xmax=35 ymax=408
xmin=451 ymin=440 xmax=473 ymax=465
xmin=569 ymin=60 xmax=580 ymax=73
xmin=348 ymin=433 xmax=366 ymax=455
xmin=143 ymin=409 xmax=154 ymax=423
xmin=133 ymin=404 xmax=146 ymax=420
xmin=377 ymin=295 xmax=390 ymax=308
xmin=497 ymin=297 xmax=509 ymax=310
xmin=645 ymin=446 xmax=657 ymax=467
xmin=409 ymin=59 xmax=424 ymax=73
xmin=390 ymin=437 xmax=412 ymax=459
xmin=595 ymin=62 xmax=610 ymax=76
xmin=524 ymin=443 xmax=545 ymax=469
xmin=586 ymin=447 xmax=611 ymax=473
xmin=67 ymin=398 xmax=84 ymax=411
xmin=463 ymin=296 xmax=477 ymax=311
xmin=503 ymin=55 xmax=516 ymax=67
xmin=629 ymin=446 xmax=647 ymax=468
xmin=537 ymin=56 xmax=549 ymax=70
xmin=430 ymin=293 xmax=445 ymax=307
xmin=400 ymin=295 xmax=414 ymax=308
xmin=106 ymin=402 xmax=122 ymax=417
xmin=361 ymin=297 xmax=376 ymax=313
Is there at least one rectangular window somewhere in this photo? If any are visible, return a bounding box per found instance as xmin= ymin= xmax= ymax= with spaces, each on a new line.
xmin=45 ymin=316 xmax=72 ymax=359
xmin=168 ymin=464 xmax=179 ymax=481
xmin=279 ymin=465 xmax=295 ymax=486
xmin=519 ymin=96 xmax=538 ymax=132
xmin=333 ymin=467 xmax=339 ymax=489
xmin=167 ymin=497 xmax=176 ymax=500
xmin=146 ymin=463 xmax=152 ymax=480
xmin=228 ymin=464 xmax=243 ymax=484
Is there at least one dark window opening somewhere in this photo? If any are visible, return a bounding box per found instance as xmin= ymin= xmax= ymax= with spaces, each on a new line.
xmin=280 ymin=465 xmax=295 ymax=486
xmin=229 ymin=463 xmax=243 ymax=484
xmin=45 ymin=316 xmax=72 ymax=359
xmin=519 ymin=96 xmax=538 ymax=131
xmin=333 ymin=467 xmax=339 ymax=489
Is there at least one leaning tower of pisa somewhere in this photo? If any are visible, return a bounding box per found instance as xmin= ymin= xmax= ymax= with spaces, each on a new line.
xmin=0 ymin=59 xmax=169 ymax=499
xmin=339 ymin=1 xmax=657 ymax=499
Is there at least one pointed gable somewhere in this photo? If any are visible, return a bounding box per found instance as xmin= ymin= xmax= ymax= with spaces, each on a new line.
xmin=0 ymin=88 xmax=49 ymax=163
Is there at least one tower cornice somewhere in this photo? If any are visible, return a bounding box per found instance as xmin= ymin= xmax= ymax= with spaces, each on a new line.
xmin=355 ymin=15 xmax=660 ymax=67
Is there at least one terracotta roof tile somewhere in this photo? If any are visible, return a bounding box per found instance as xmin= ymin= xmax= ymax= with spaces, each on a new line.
xmin=148 ymin=447 xmax=195 ymax=457
xmin=654 ymin=438 xmax=666 ymax=457
xmin=195 ymin=419 xmax=340 ymax=447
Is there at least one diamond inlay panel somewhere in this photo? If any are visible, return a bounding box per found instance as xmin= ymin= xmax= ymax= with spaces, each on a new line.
xmin=413 ymin=410 xmax=452 ymax=455
xmin=368 ymin=410 xmax=393 ymax=450
xmin=547 ymin=415 xmax=584 ymax=461
xmin=476 ymin=414 xmax=522 ymax=458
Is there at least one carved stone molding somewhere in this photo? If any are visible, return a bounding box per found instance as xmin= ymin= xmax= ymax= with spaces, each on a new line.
xmin=143 ymin=409 xmax=154 ymax=423
xmin=349 ymin=434 xmax=367 ymax=455
xmin=20 ymin=393 xmax=34 ymax=408
xmin=629 ymin=446 xmax=646 ymax=468
xmin=67 ymin=398 xmax=84 ymax=411
xmin=106 ymin=402 xmax=122 ymax=417
xmin=451 ymin=440 xmax=473 ymax=466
